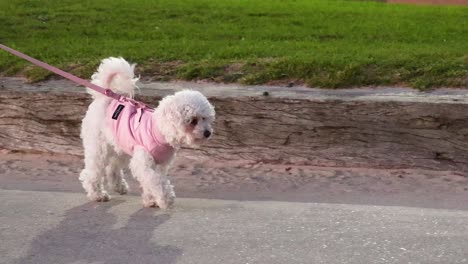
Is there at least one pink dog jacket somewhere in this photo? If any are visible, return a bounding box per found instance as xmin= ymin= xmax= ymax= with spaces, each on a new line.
xmin=107 ymin=100 xmax=175 ymax=163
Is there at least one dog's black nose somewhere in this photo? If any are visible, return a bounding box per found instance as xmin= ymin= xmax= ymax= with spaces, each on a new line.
xmin=204 ymin=130 xmax=211 ymax=138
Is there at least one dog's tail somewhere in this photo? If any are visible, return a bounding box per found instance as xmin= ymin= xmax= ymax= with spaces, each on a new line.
xmin=89 ymin=57 xmax=139 ymax=99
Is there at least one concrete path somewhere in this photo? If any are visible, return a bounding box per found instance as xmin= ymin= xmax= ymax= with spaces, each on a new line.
xmin=1 ymin=189 xmax=467 ymax=264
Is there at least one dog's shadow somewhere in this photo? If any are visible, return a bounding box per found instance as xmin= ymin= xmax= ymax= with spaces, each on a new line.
xmin=16 ymin=201 xmax=182 ymax=264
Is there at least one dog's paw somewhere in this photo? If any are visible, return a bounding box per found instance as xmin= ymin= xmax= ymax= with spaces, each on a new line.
xmin=156 ymin=195 xmax=175 ymax=210
xmin=143 ymin=200 xmax=158 ymax=208
xmin=157 ymin=200 xmax=169 ymax=209
xmin=142 ymin=198 xmax=171 ymax=209
xmin=163 ymin=183 xmax=175 ymax=207
xmin=164 ymin=200 xmax=175 ymax=209
xmin=141 ymin=193 xmax=157 ymax=208
xmin=89 ymin=191 xmax=111 ymax=202
xmin=141 ymin=191 xmax=174 ymax=209
xmin=113 ymin=180 xmax=129 ymax=195
xmin=165 ymin=192 xmax=175 ymax=208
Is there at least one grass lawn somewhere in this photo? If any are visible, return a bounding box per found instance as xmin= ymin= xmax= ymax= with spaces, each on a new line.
xmin=0 ymin=0 xmax=467 ymax=89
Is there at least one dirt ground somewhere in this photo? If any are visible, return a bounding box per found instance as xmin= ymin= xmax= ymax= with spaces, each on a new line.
xmin=387 ymin=0 xmax=468 ymax=5
xmin=1 ymin=153 xmax=467 ymax=210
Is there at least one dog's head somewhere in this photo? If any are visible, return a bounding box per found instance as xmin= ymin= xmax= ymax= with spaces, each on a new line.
xmin=155 ymin=90 xmax=215 ymax=147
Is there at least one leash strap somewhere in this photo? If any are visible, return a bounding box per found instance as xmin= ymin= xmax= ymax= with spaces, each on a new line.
xmin=0 ymin=43 xmax=122 ymax=101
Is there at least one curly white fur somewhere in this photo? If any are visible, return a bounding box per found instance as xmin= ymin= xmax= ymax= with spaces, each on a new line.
xmin=79 ymin=57 xmax=215 ymax=208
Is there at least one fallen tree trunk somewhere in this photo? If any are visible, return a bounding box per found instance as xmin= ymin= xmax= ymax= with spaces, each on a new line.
xmin=1 ymin=77 xmax=468 ymax=171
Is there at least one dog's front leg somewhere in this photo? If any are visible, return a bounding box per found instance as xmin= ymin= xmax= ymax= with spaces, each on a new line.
xmin=129 ymin=147 xmax=173 ymax=209
xmin=160 ymin=165 xmax=175 ymax=208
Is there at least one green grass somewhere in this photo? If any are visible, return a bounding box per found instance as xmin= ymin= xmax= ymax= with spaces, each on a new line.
xmin=0 ymin=0 xmax=467 ymax=89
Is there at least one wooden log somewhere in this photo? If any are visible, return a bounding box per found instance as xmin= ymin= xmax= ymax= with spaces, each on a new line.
xmin=1 ymin=77 xmax=468 ymax=171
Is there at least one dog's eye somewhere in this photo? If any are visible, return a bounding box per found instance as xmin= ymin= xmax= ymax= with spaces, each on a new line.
xmin=190 ymin=118 xmax=198 ymax=126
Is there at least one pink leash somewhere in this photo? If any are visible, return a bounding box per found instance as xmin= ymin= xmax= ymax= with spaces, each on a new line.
xmin=0 ymin=43 xmax=123 ymax=101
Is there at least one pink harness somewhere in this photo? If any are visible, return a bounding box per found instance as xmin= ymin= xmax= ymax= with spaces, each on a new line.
xmin=107 ymin=100 xmax=175 ymax=163
xmin=0 ymin=44 xmax=174 ymax=163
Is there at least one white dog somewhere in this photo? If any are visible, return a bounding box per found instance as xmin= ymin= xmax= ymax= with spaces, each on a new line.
xmin=79 ymin=57 xmax=215 ymax=208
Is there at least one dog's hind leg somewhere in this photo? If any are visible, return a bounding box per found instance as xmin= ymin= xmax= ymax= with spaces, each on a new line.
xmin=105 ymin=153 xmax=129 ymax=195
xmin=129 ymin=147 xmax=173 ymax=209
xmin=79 ymin=142 xmax=112 ymax=202
xmin=79 ymin=98 xmax=114 ymax=202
